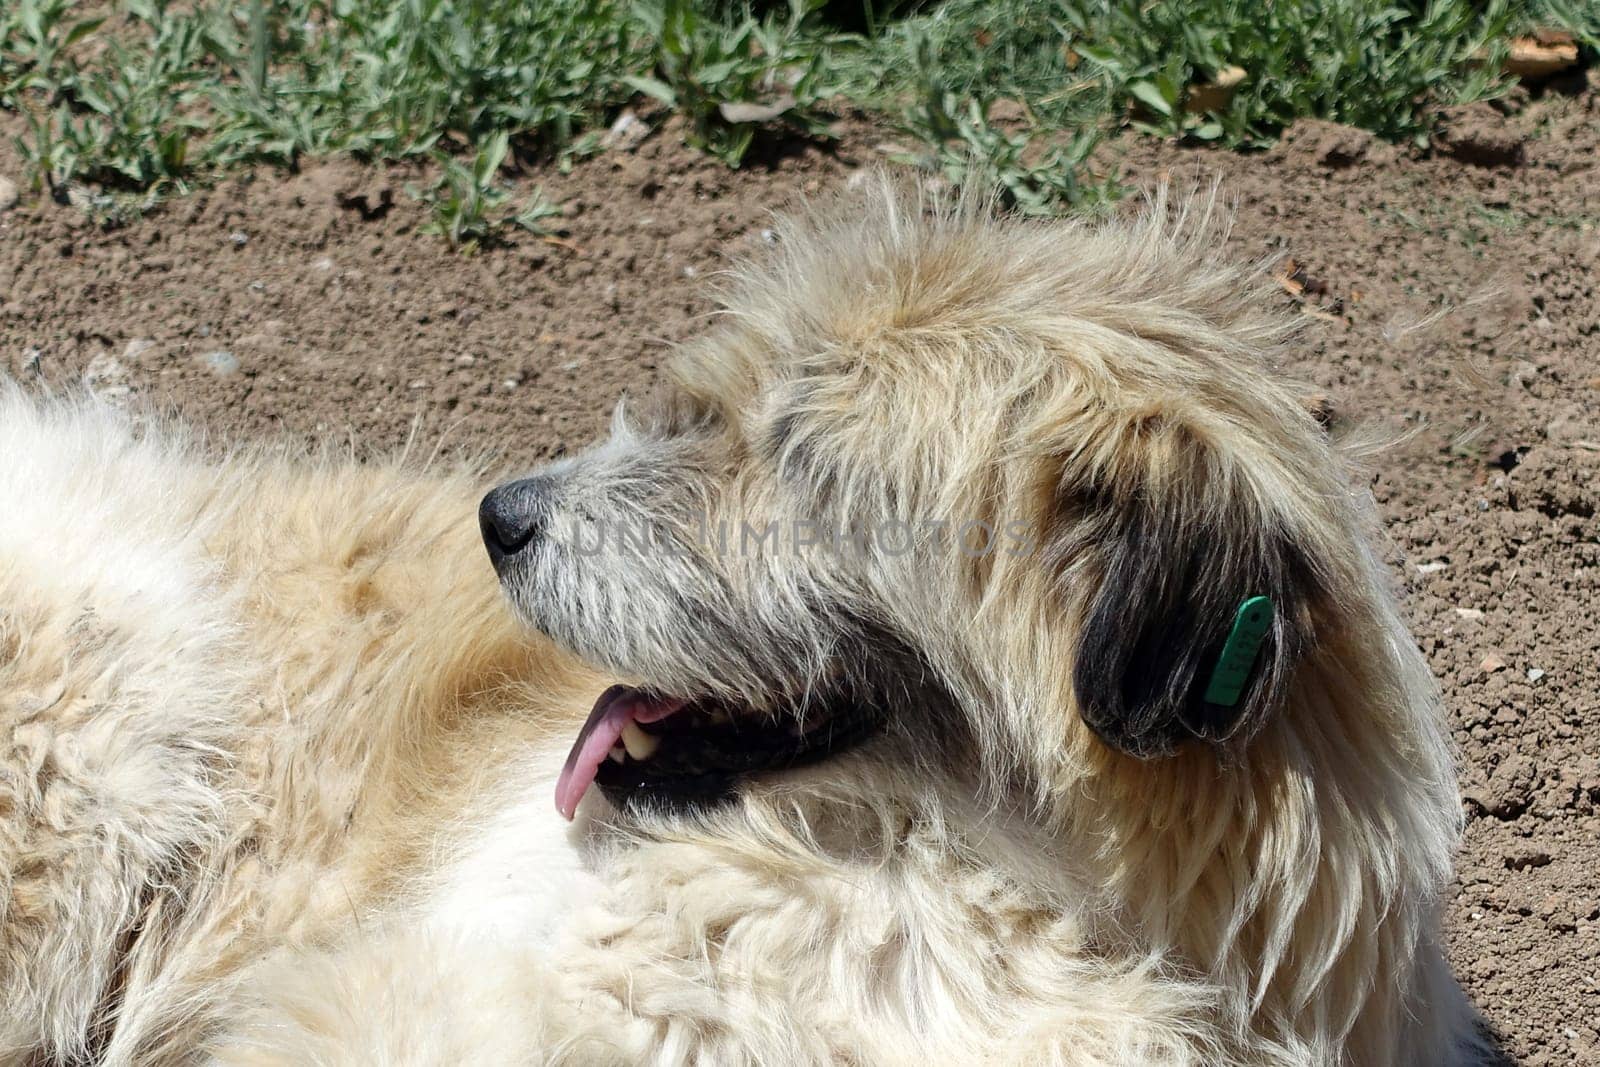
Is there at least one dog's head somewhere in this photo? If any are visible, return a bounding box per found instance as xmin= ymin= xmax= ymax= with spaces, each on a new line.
xmin=483 ymin=183 xmax=1351 ymax=820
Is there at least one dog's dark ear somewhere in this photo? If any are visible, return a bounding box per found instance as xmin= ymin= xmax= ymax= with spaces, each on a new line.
xmin=1069 ymin=469 xmax=1321 ymax=760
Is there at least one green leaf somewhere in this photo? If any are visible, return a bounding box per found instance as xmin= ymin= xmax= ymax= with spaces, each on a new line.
xmin=62 ymin=16 xmax=107 ymax=49
xmin=1127 ymin=80 xmax=1173 ymax=117
xmin=475 ymin=130 xmax=509 ymax=181
xmin=697 ymin=58 xmax=740 ymax=85
xmin=621 ymin=73 xmax=677 ymax=107
xmin=1073 ymin=42 xmax=1121 ymax=71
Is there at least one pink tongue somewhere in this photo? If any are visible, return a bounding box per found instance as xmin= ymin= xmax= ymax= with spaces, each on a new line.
xmin=555 ymin=686 xmax=686 ymax=820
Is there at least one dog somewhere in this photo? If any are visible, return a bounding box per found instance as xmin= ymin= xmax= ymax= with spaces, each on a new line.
xmin=0 ymin=181 xmax=1478 ymax=1065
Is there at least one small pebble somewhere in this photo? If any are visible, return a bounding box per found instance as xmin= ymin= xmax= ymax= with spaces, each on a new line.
xmin=203 ymin=350 xmax=240 ymax=377
xmin=83 ymin=353 xmax=132 ymax=400
xmin=0 ymin=175 xmax=18 ymax=212
xmin=600 ymin=109 xmax=651 ymax=151
xmin=1527 ymin=668 xmax=1546 ymax=682
xmin=229 ymin=231 xmax=249 ymax=247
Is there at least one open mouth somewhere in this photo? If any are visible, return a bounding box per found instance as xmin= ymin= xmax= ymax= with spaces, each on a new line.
xmin=555 ymin=684 xmax=883 ymax=820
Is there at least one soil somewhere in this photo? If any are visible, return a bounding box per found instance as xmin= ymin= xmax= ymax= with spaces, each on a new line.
xmin=3 ymin=86 xmax=1599 ymax=1063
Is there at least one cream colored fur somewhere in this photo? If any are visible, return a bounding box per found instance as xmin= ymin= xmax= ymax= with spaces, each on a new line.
xmin=0 ymin=185 xmax=1478 ymax=1065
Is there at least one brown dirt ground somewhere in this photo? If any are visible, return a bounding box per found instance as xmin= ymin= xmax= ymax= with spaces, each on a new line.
xmin=3 ymin=83 xmax=1598 ymax=1063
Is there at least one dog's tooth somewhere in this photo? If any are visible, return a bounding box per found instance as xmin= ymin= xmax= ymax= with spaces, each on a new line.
xmin=621 ymin=721 xmax=659 ymax=760
xmin=608 ymin=745 xmax=626 ymax=764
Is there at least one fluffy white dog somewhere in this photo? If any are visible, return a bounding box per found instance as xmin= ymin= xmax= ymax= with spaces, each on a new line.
xmin=0 ymin=184 xmax=1479 ymax=1065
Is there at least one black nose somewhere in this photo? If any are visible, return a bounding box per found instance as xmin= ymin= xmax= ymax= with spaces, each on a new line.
xmin=479 ymin=477 xmax=551 ymax=564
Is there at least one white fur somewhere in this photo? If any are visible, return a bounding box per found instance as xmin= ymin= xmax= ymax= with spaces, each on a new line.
xmin=423 ymin=750 xmax=605 ymax=948
xmin=0 ymin=389 xmax=244 ymax=1062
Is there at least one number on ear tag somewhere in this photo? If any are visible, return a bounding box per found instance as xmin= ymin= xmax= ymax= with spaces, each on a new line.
xmin=1202 ymin=596 xmax=1274 ymax=708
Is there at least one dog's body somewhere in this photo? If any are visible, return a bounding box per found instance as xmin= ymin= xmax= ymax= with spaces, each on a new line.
xmin=2 ymin=187 xmax=1478 ymax=1065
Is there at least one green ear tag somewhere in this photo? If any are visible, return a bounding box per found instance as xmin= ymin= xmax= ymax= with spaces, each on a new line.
xmin=1202 ymin=596 xmax=1274 ymax=708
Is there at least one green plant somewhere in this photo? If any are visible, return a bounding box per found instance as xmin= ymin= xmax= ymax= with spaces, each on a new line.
xmin=203 ymin=0 xmax=644 ymax=167
xmin=845 ymin=0 xmax=1544 ymax=158
xmin=1065 ymin=0 xmax=1518 ymax=148
xmin=858 ymin=14 xmax=1118 ymax=216
xmin=1539 ymin=0 xmax=1600 ymax=49
xmin=0 ymin=0 xmax=102 ymax=98
xmin=3 ymin=0 xmax=647 ymax=228
xmin=901 ymin=90 xmax=1117 ymax=215
xmin=626 ymin=0 xmax=845 ymax=165
xmin=4 ymin=1 xmax=201 ymax=194
xmin=4 ymin=0 xmax=1596 ymax=236
xmin=414 ymin=131 xmax=563 ymax=250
